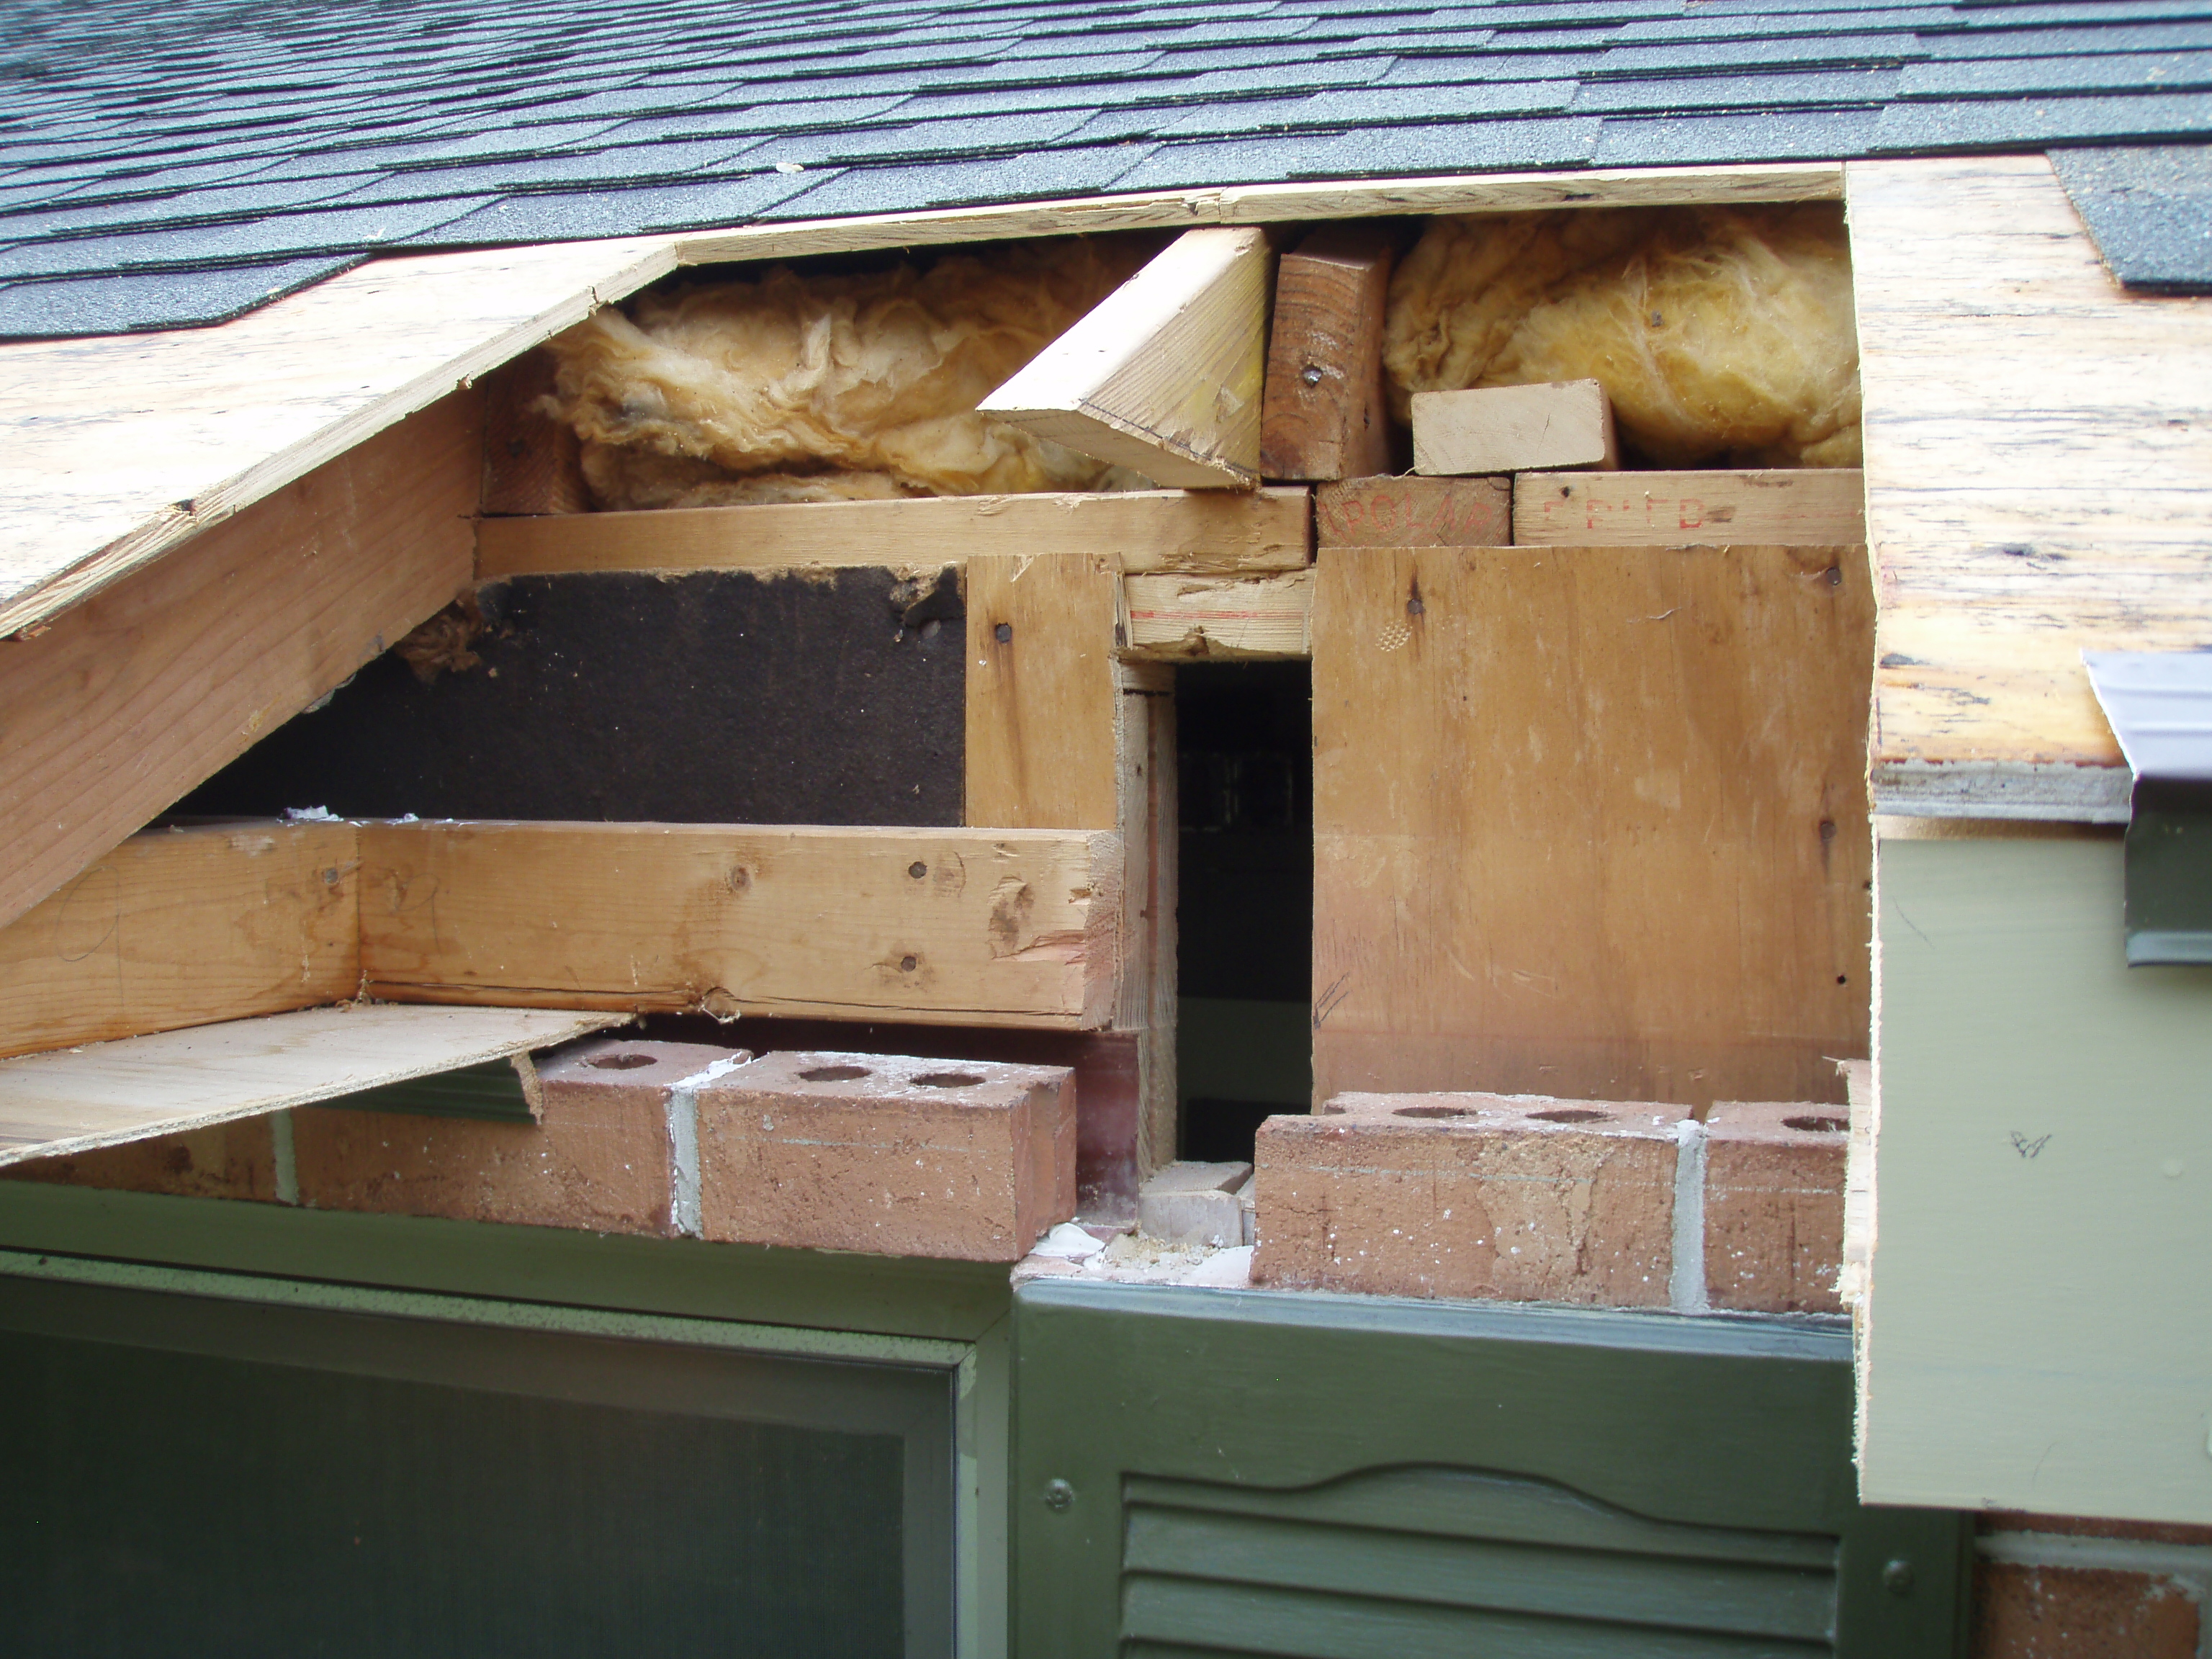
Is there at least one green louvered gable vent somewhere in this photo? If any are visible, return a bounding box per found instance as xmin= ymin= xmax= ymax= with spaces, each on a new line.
xmin=1120 ymin=1466 xmax=1838 ymax=1658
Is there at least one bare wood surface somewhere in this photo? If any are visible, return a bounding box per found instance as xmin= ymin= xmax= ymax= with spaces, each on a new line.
xmin=673 ymin=163 xmax=1843 ymax=266
xmin=1514 ymin=469 xmax=1866 ymax=546
xmin=0 ymin=1004 xmax=618 ymax=1169
xmin=1313 ymin=543 xmax=1874 ymax=1111
xmin=1412 ymin=380 xmax=1617 ymax=475
xmin=357 ymin=822 xmax=1123 ymax=1030
xmin=0 ymin=823 xmax=361 ymax=1062
xmin=480 ymin=346 xmax=588 ymax=515
xmin=0 ymin=392 xmax=481 ymax=934
xmin=981 ymin=228 xmax=1274 ymax=489
xmin=1849 ymin=154 xmax=2212 ymax=813
xmin=1121 ymin=570 xmax=1313 ymax=660
xmin=0 ymin=237 xmax=672 ymax=637
xmin=1260 ymin=224 xmax=1396 ymax=482
xmin=1316 ymin=475 xmax=1511 ymax=547
xmin=1115 ymin=662 xmax=1179 ymax=1174
xmin=966 ymin=550 xmax=1123 ymax=830
xmin=477 ymin=486 xmax=1312 ymax=579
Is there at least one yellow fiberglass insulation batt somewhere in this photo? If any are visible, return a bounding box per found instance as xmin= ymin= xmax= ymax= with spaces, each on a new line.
xmin=1383 ymin=203 xmax=1863 ymax=468
xmin=541 ymin=237 xmax=1152 ymax=509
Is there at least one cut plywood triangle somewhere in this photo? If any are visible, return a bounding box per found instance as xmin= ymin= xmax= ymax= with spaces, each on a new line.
xmin=0 ymin=1003 xmax=624 ymax=1168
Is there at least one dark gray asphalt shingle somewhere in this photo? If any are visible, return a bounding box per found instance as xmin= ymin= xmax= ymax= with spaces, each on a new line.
xmin=2054 ymin=140 xmax=2212 ymax=292
xmin=1 ymin=0 xmax=2210 ymax=341
xmin=0 ymin=253 xmax=364 ymax=337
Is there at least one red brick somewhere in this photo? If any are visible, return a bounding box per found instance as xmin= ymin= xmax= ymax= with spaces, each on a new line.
xmin=2 ymin=1117 xmax=276 ymax=1202
xmin=1251 ymin=1092 xmax=1687 ymax=1305
xmin=696 ymin=1051 xmax=1076 ymax=1262
xmin=1974 ymin=1563 xmax=2199 ymax=1659
xmin=1703 ymin=1099 xmax=1847 ymax=1314
xmin=295 ymin=1038 xmax=744 ymax=1235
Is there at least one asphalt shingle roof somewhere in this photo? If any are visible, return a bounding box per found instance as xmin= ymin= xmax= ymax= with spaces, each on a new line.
xmin=1 ymin=0 xmax=2209 ymax=339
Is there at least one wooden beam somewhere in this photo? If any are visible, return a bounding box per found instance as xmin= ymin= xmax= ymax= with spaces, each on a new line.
xmin=981 ymin=228 xmax=1274 ymax=490
xmin=1259 ymin=224 xmax=1397 ymax=482
xmin=0 ymin=823 xmax=361 ymax=1062
xmin=1412 ymin=380 xmax=1617 ymax=475
xmin=356 ymin=822 xmax=1124 ymax=1030
xmin=477 ymin=486 xmax=1313 ymax=580
xmin=1849 ymin=154 xmax=2212 ymax=814
xmin=0 ymin=391 xmax=482 ymax=933
xmin=1120 ymin=571 xmax=1313 ymax=660
xmin=964 ymin=551 xmax=1179 ymax=1169
xmin=1313 ymin=543 xmax=1874 ymax=1112
xmin=480 ymin=346 xmax=589 ymax=516
xmin=0 ymin=1004 xmax=619 ymax=1169
xmin=1316 ymin=475 xmax=1511 ymax=548
xmin=966 ymin=551 xmax=1124 ymax=831
xmin=1515 ymin=469 xmax=1866 ymax=547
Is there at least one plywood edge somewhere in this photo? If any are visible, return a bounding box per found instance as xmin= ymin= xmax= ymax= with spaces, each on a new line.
xmin=1 ymin=236 xmax=679 ymax=639
xmin=0 ymin=1004 xmax=623 ymax=1168
xmin=670 ymin=162 xmax=1845 ymax=265
xmin=477 ymin=487 xmax=1314 ymax=579
xmin=1871 ymin=759 xmax=2132 ymax=823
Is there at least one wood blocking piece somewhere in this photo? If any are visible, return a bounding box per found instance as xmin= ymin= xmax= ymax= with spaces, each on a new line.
xmin=1120 ymin=571 xmax=1313 ymax=660
xmin=1313 ymin=544 xmax=1873 ymax=1109
xmin=695 ymin=1049 xmax=1076 ymax=1261
xmin=1703 ymin=1100 xmax=1848 ymax=1315
xmin=0 ymin=822 xmax=359 ymax=1061
xmin=295 ymin=1037 xmax=748 ymax=1236
xmin=0 ymin=389 xmax=481 ymax=933
xmin=480 ymin=346 xmax=588 ymax=515
xmin=1315 ymin=475 xmax=1511 ymax=548
xmin=1259 ymin=222 xmax=1395 ymax=482
xmin=966 ymin=550 xmax=1120 ymax=830
xmin=1411 ymin=380 xmax=1617 ymax=475
xmin=184 ymin=567 xmax=965 ymax=827
xmin=1138 ymin=1159 xmax=1252 ymax=1246
xmin=1252 ymin=1092 xmax=1687 ymax=1305
xmin=1514 ymin=469 xmax=1866 ymax=546
xmin=477 ymin=487 xmax=1314 ymax=580
xmin=981 ymin=227 xmax=1274 ymax=489
xmin=356 ymin=822 xmax=1124 ymax=1030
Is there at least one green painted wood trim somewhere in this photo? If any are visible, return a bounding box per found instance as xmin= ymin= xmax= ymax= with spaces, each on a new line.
xmin=0 ymin=1180 xmax=1011 ymax=1342
xmin=1012 ymin=1281 xmax=1966 ymax=1658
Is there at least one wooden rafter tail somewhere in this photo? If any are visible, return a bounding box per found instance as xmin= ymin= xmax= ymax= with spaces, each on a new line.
xmin=1259 ymin=222 xmax=1399 ymax=482
xmin=980 ymin=227 xmax=1275 ymax=490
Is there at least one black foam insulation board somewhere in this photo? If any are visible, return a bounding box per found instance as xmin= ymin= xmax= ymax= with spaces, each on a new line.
xmin=179 ymin=567 xmax=966 ymax=826
xmin=2051 ymin=144 xmax=2212 ymax=295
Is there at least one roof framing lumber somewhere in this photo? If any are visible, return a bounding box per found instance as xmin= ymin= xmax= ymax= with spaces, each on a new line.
xmin=0 ymin=1004 xmax=619 ymax=1169
xmin=0 ymin=822 xmax=359 ymax=1062
xmin=356 ymin=821 xmax=1124 ymax=1030
xmin=476 ymin=487 xmax=1312 ymax=579
xmin=981 ymin=226 xmax=1274 ymax=489
xmin=0 ymin=392 xmax=481 ymax=935
xmin=0 ymin=236 xmax=674 ymax=639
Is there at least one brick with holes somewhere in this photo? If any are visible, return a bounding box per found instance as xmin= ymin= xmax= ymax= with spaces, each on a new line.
xmin=1252 ymin=1092 xmax=1689 ymax=1304
xmin=1703 ymin=1099 xmax=1848 ymax=1315
xmin=294 ymin=1036 xmax=746 ymax=1235
xmin=695 ymin=1050 xmax=1076 ymax=1261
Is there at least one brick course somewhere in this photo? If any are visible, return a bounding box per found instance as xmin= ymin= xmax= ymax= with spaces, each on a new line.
xmin=1251 ymin=1092 xmax=1686 ymax=1304
xmin=696 ymin=1050 xmax=1076 ymax=1262
xmin=1704 ymin=1098 xmax=1848 ymax=1315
